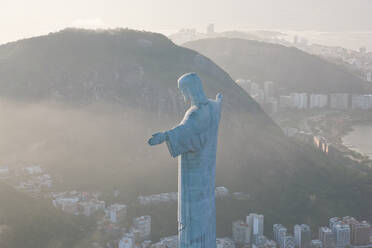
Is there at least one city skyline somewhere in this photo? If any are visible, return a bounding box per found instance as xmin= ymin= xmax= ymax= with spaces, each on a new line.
xmin=1 ymin=0 xmax=372 ymax=50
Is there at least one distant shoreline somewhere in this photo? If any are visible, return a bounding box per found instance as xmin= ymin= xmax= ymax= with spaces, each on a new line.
xmin=338 ymin=114 xmax=372 ymax=163
xmin=342 ymin=123 xmax=372 ymax=160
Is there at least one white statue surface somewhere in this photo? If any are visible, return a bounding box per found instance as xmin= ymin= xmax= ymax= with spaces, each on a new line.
xmin=148 ymin=73 xmax=222 ymax=248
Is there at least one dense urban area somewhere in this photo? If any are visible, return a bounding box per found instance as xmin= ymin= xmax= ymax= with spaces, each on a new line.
xmin=1 ymin=163 xmax=371 ymax=248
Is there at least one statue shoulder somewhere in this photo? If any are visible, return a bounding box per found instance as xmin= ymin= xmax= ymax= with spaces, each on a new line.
xmin=184 ymin=105 xmax=203 ymax=121
xmin=215 ymin=93 xmax=223 ymax=102
xmin=185 ymin=105 xmax=199 ymax=116
xmin=183 ymin=104 xmax=210 ymax=129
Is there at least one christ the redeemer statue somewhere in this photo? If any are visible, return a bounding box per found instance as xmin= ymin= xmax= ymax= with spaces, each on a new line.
xmin=148 ymin=73 xmax=222 ymax=248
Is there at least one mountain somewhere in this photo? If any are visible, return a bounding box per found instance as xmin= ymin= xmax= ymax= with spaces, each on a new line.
xmin=183 ymin=38 xmax=371 ymax=94
xmin=0 ymin=29 xmax=371 ymax=243
xmin=0 ymin=28 xmax=289 ymax=193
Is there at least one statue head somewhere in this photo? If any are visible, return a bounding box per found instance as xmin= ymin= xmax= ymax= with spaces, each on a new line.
xmin=178 ymin=73 xmax=208 ymax=106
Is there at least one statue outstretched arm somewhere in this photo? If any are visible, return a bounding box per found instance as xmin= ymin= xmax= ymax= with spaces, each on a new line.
xmin=148 ymin=103 xmax=212 ymax=156
xmin=165 ymin=106 xmax=210 ymax=157
xmin=148 ymin=132 xmax=168 ymax=146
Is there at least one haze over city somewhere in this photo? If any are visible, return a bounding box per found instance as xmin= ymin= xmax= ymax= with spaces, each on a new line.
xmin=1 ymin=1 xmax=372 ymax=248
xmin=2 ymin=0 xmax=372 ymax=49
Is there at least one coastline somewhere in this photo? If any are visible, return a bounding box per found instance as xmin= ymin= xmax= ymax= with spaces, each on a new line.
xmin=336 ymin=114 xmax=372 ymax=164
xmin=275 ymin=110 xmax=372 ymax=165
xmin=303 ymin=111 xmax=372 ymax=164
xmin=342 ymin=124 xmax=372 ymax=159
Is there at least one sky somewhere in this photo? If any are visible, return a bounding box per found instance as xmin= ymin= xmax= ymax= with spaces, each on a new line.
xmin=1 ymin=0 xmax=372 ymax=49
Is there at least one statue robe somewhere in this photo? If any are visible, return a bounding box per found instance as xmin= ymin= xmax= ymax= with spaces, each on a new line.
xmin=165 ymin=95 xmax=222 ymax=248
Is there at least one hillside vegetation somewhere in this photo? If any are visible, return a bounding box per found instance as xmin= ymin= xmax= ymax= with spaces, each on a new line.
xmin=184 ymin=38 xmax=371 ymax=94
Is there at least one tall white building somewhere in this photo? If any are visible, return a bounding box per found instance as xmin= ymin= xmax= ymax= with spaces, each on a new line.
xmin=351 ymin=94 xmax=372 ymax=110
xmin=284 ymin=236 xmax=295 ymax=248
xmin=106 ymin=203 xmax=127 ymax=224
xmin=319 ymin=227 xmax=336 ymax=248
xmin=290 ymin=93 xmax=308 ymax=109
xmin=233 ymin=220 xmax=251 ymax=245
xmin=309 ymin=94 xmax=328 ymax=109
xmin=207 ymin=24 xmax=215 ymax=34
xmin=247 ymin=213 xmax=264 ymax=236
xmin=351 ymin=220 xmax=371 ymax=246
xmin=329 ymin=94 xmax=349 ymax=110
xmin=119 ymin=233 xmax=135 ymax=248
xmin=133 ymin=215 xmax=151 ymax=241
xmin=274 ymin=224 xmax=285 ymax=243
xmin=294 ymin=224 xmax=312 ymax=248
xmin=264 ymin=81 xmax=275 ymax=102
xmin=273 ymin=224 xmax=288 ymax=248
xmin=367 ymin=72 xmax=372 ymax=82
xmin=333 ymin=223 xmax=350 ymax=248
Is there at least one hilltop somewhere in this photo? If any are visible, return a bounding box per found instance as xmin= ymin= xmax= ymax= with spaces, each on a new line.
xmin=184 ymin=38 xmax=371 ymax=94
